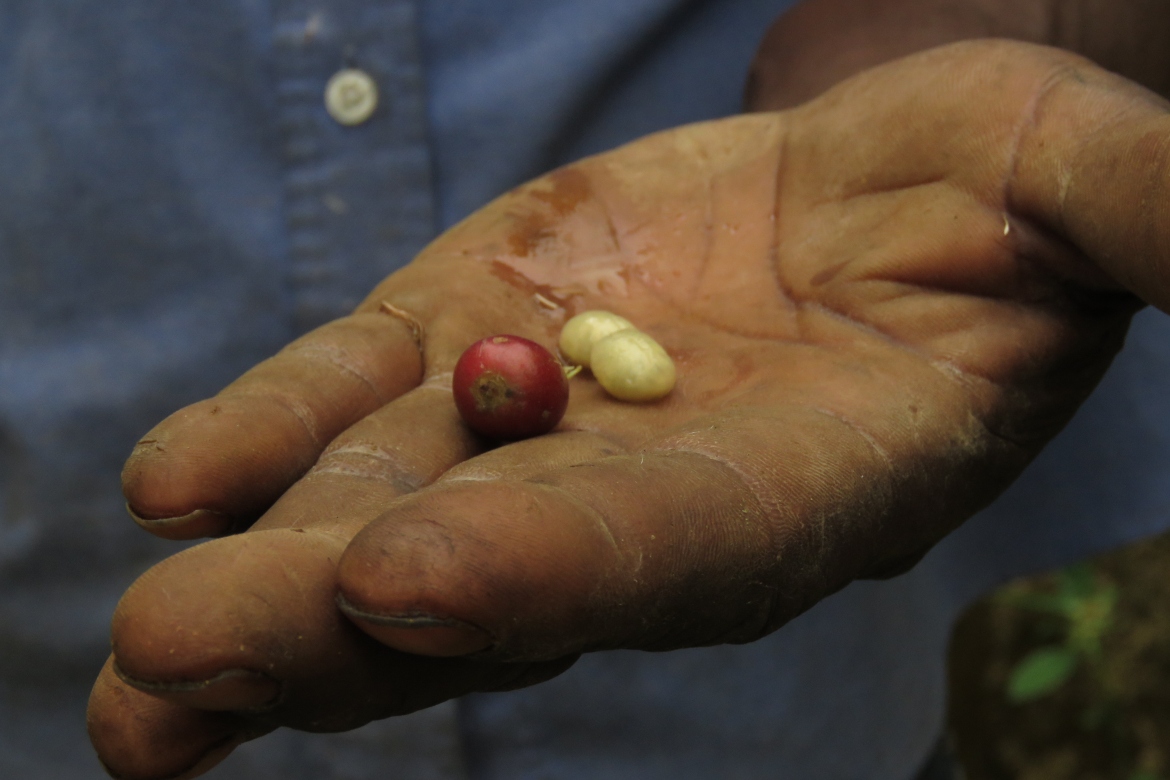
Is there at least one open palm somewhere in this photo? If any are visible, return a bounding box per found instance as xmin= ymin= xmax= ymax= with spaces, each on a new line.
xmin=90 ymin=40 xmax=1168 ymax=779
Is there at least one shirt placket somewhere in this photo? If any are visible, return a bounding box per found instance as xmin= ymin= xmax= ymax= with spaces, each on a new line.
xmin=271 ymin=0 xmax=437 ymax=335
xmin=266 ymin=3 xmax=467 ymax=779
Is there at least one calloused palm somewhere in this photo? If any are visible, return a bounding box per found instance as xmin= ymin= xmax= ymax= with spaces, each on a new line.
xmin=90 ymin=41 xmax=1170 ymax=779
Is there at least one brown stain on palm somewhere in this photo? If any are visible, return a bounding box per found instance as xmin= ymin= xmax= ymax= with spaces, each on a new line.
xmin=531 ymin=167 xmax=592 ymax=215
xmin=506 ymin=214 xmax=556 ymax=258
xmin=505 ymin=168 xmax=593 ymax=257
xmin=491 ymin=167 xmax=601 ymax=308
xmin=490 ymin=261 xmax=576 ymax=308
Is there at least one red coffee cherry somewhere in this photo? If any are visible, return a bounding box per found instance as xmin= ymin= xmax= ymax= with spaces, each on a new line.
xmin=452 ymin=335 xmax=570 ymax=440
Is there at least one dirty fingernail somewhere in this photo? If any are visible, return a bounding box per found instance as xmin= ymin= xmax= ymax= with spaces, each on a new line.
xmin=113 ymin=665 xmax=282 ymax=712
xmin=337 ymin=596 xmax=494 ymax=657
xmin=126 ymin=504 xmax=235 ymax=540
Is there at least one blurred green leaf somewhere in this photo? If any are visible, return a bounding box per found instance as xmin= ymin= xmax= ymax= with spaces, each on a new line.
xmin=1060 ymin=563 xmax=1098 ymax=599
xmin=997 ymin=590 xmax=1071 ymax=615
xmin=1128 ymin=772 xmax=1161 ymax=780
xmin=1068 ymin=586 xmax=1117 ymax=660
xmin=998 ymin=564 xmax=1117 ymax=662
xmin=1008 ymin=646 xmax=1079 ymax=703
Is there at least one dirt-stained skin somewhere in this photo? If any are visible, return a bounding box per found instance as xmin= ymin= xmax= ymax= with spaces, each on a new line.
xmin=91 ymin=40 xmax=1170 ymax=780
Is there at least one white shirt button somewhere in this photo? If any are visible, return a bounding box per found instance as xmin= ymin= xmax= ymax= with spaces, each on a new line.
xmin=325 ymin=68 xmax=378 ymax=126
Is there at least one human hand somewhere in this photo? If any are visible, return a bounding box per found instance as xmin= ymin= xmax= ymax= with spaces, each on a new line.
xmin=90 ymin=40 xmax=1170 ymax=778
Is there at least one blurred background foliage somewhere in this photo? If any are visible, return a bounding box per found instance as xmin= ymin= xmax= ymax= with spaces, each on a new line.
xmin=949 ymin=534 xmax=1170 ymax=779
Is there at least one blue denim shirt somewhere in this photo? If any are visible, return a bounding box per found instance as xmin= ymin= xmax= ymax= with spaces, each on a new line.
xmin=2 ymin=2 xmax=1170 ymax=778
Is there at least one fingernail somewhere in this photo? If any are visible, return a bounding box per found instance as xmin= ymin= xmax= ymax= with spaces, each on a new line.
xmin=113 ymin=664 xmax=282 ymax=712
xmin=126 ymin=503 xmax=235 ymax=540
xmin=337 ymin=595 xmax=494 ymax=657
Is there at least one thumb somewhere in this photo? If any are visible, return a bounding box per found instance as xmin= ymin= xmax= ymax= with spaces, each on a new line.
xmin=1010 ymin=50 xmax=1170 ymax=310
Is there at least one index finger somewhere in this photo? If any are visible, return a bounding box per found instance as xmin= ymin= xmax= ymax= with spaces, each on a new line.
xmin=123 ymin=305 xmax=424 ymax=539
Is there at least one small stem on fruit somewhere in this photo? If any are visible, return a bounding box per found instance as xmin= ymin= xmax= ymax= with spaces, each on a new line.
xmin=563 ymin=364 xmax=583 ymax=379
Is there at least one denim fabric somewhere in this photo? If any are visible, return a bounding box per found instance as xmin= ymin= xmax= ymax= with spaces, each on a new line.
xmin=1 ymin=2 xmax=1167 ymax=779
xmin=0 ymin=3 xmax=443 ymax=777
